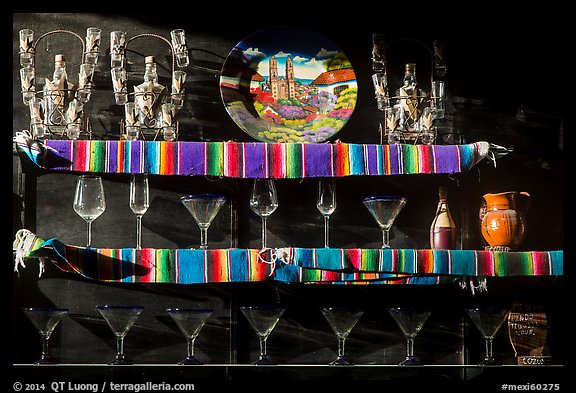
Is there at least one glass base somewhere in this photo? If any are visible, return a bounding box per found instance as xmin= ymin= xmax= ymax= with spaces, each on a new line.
xmin=34 ymin=356 xmax=57 ymax=365
xmin=399 ymin=356 xmax=422 ymax=366
xmin=478 ymin=357 xmax=497 ymax=366
xmin=178 ymin=356 xmax=202 ymax=365
xmin=329 ymin=356 xmax=352 ymax=365
xmin=108 ymin=355 xmax=133 ymax=365
xmin=253 ymin=355 xmax=273 ymax=365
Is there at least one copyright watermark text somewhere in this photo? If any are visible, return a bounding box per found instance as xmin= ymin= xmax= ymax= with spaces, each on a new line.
xmin=13 ymin=381 xmax=195 ymax=392
xmin=501 ymin=384 xmax=560 ymax=391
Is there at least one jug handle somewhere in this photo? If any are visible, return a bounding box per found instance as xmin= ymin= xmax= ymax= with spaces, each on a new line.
xmin=517 ymin=192 xmax=531 ymax=214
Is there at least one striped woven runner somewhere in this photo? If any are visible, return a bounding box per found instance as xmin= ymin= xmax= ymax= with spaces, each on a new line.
xmin=20 ymin=236 xmax=563 ymax=285
xmin=16 ymin=138 xmax=491 ymax=178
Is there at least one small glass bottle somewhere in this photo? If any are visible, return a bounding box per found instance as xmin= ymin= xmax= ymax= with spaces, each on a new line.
xmin=430 ymin=186 xmax=456 ymax=249
xmin=43 ymin=54 xmax=72 ymax=134
xmin=134 ymin=56 xmax=168 ymax=129
xmin=394 ymin=63 xmax=427 ymax=133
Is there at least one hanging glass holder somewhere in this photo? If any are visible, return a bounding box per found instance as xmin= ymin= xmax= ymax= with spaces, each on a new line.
xmin=372 ymin=37 xmax=446 ymax=145
xmin=19 ymin=29 xmax=97 ymax=140
xmin=111 ymin=32 xmax=188 ymax=142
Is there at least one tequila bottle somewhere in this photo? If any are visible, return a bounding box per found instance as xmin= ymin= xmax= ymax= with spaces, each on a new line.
xmin=394 ymin=63 xmax=428 ymax=133
xmin=430 ymin=186 xmax=456 ymax=249
xmin=134 ymin=56 xmax=168 ymax=129
xmin=43 ymin=54 xmax=75 ymax=134
xmin=371 ymin=33 xmax=389 ymax=111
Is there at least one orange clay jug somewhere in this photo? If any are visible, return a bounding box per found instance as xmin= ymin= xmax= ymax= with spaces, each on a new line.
xmin=480 ymin=192 xmax=530 ymax=251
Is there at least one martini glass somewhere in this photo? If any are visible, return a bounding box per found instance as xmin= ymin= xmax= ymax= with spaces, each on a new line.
xmin=180 ymin=194 xmax=226 ymax=249
xmin=22 ymin=308 xmax=68 ymax=364
xmin=466 ymin=307 xmax=510 ymax=365
xmin=388 ymin=307 xmax=432 ymax=365
xmin=167 ymin=308 xmax=213 ymax=365
xmin=362 ymin=195 xmax=407 ymax=248
xmin=250 ymin=179 xmax=278 ymax=249
xmin=320 ymin=307 xmax=364 ymax=365
xmin=317 ymin=178 xmax=336 ymax=248
xmin=96 ymin=305 xmax=144 ymax=365
xmin=240 ymin=305 xmax=285 ymax=365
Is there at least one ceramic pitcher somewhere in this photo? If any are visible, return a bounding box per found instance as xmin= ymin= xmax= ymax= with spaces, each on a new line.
xmin=480 ymin=191 xmax=530 ymax=251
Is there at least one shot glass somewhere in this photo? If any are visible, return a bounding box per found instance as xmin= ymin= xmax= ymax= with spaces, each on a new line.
xmin=431 ymin=80 xmax=445 ymax=119
xmin=77 ymin=64 xmax=93 ymax=103
xmin=28 ymin=97 xmax=45 ymax=138
xmin=385 ymin=106 xmax=402 ymax=144
xmin=84 ymin=27 xmax=101 ymax=66
xmin=170 ymin=29 xmax=189 ymax=68
xmin=111 ymin=66 xmax=127 ymax=105
xmin=124 ymin=102 xmax=140 ymax=140
xmin=19 ymin=28 xmax=34 ymax=67
xmin=171 ymin=70 xmax=186 ymax=109
xmin=372 ymin=72 xmax=389 ymax=110
xmin=110 ymin=31 xmax=127 ymax=68
xmin=20 ymin=66 xmax=35 ymax=105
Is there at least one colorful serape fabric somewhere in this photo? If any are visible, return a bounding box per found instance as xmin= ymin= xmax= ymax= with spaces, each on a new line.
xmin=15 ymin=234 xmax=562 ymax=285
xmin=15 ymin=136 xmax=491 ymax=178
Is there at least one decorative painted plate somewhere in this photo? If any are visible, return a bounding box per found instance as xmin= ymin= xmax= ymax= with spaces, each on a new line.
xmin=220 ymin=26 xmax=357 ymax=143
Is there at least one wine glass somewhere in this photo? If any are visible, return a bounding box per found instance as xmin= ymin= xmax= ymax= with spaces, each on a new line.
xmin=96 ymin=305 xmax=144 ymax=365
xmin=73 ymin=175 xmax=106 ymax=247
xmin=320 ymin=307 xmax=363 ymax=365
xmin=466 ymin=307 xmax=510 ymax=365
xmin=240 ymin=305 xmax=285 ymax=365
xmin=130 ymin=173 xmax=149 ymax=249
xmin=250 ymin=179 xmax=278 ymax=249
xmin=317 ymin=178 xmax=336 ymax=248
xmin=180 ymin=194 xmax=226 ymax=249
xmin=22 ymin=308 xmax=68 ymax=364
xmin=167 ymin=308 xmax=213 ymax=365
xmin=363 ymin=195 xmax=407 ymax=248
xmin=388 ymin=307 xmax=432 ymax=365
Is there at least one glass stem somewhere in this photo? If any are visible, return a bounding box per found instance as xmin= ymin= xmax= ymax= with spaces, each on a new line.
xmin=41 ymin=334 xmax=50 ymax=360
xmin=324 ymin=216 xmax=330 ymax=248
xmin=337 ymin=336 xmax=346 ymax=359
xmin=116 ymin=336 xmax=124 ymax=358
xmin=187 ymin=337 xmax=196 ymax=358
xmin=259 ymin=336 xmax=267 ymax=358
xmin=87 ymin=221 xmax=92 ymax=247
xmin=200 ymin=226 xmax=208 ymax=249
xmin=261 ymin=217 xmax=267 ymax=249
xmin=136 ymin=215 xmax=142 ymax=249
xmin=485 ymin=337 xmax=493 ymax=359
xmin=406 ymin=337 xmax=414 ymax=359
xmin=382 ymin=228 xmax=390 ymax=249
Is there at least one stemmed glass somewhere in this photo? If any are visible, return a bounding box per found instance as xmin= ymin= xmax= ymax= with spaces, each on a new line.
xmin=388 ymin=307 xmax=432 ymax=365
xmin=320 ymin=307 xmax=363 ymax=365
xmin=240 ymin=305 xmax=285 ymax=365
xmin=167 ymin=308 xmax=213 ymax=365
xmin=317 ymin=178 xmax=336 ymax=248
xmin=22 ymin=308 xmax=68 ymax=364
xmin=250 ymin=179 xmax=278 ymax=249
xmin=180 ymin=194 xmax=226 ymax=249
xmin=96 ymin=305 xmax=144 ymax=365
xmin=363 ymin=195 xmax=407 ymax=248
xmin=466 ymin=307 xmax=510 ymax=365
xmin=130 ymin=173 xmax=149 ymax=249
xmin=73 ymin=175 xmax=106 ymax=247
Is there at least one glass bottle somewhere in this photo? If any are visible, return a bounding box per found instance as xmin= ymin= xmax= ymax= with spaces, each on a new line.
xmin=43 ymin=54 xmax=73 ymax=134
xmin=430 ymin=186 xmax=456 ymax=249
xmin=134 ymin=56 xmax=168 ymax=129
xmin=394 ymin=63 xmax=428 ymax=133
